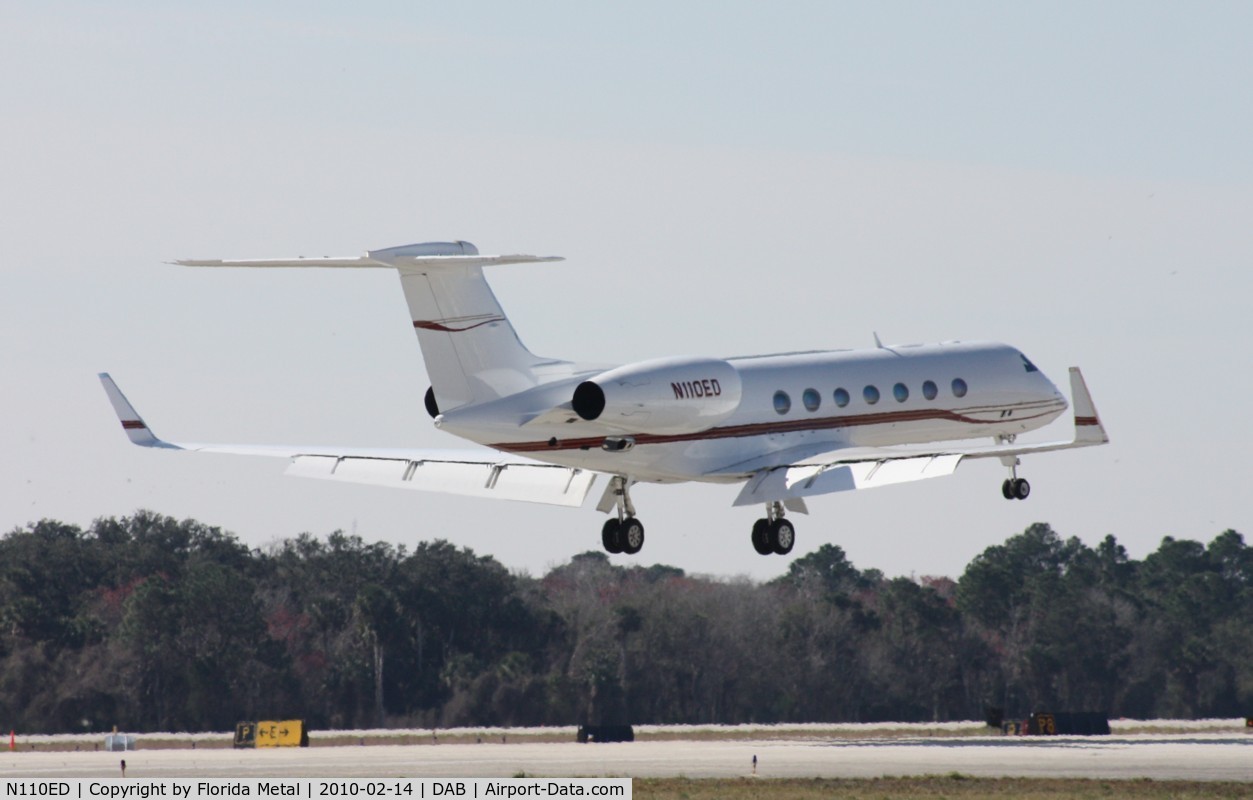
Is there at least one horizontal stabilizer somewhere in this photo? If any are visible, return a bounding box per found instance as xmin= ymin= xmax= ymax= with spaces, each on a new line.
xmin=173 ymin=238 xmax=562 ymax=270
xmin=173 ymin=255 xmax=562 ymax=269
xmin=173 ymin=242 xmax=563 ymax=270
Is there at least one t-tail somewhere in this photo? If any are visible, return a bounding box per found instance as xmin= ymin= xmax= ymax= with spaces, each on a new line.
xmin=175 ymin=241 xmax=568 ymax=411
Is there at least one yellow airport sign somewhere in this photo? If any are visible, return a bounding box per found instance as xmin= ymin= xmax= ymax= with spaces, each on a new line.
xmin=254 ymin=720 xmax=306 ymax=748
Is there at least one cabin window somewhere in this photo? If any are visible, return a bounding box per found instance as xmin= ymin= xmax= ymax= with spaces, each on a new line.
xmin=834 ymin=387 xmax=850 ymax=407
xmin=863 ymin=385 xmax=880 ymax=405
xmin=893 ymin=382 xmax=909 ymax=403
xmin=802 ymin=388 xmax=821 ymax=412
xmin=952 ymin=378 xmax=968 ymax=398
xmin=922 ymin=380 xmax=938 ymax=400
xmin=773 ymin=390 xmax=791 ymax=414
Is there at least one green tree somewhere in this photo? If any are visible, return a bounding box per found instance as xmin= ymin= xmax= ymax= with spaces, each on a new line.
xmin=866 ymin=577 xmax=971 ymax=721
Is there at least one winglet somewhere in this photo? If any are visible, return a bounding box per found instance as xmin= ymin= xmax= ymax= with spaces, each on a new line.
xmin=98 ymin=373 xmax=176 ymax=448
xmin=1069 ymin=367 xmax=1109 ymax=445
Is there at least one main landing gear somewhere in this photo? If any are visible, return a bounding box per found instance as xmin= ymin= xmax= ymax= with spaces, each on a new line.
xmin=1000 ymin=454 xmax=1031 ymax=500
xmin=596 ymin=479 xmax=797 ymax=557
xmin=1002 ymin=478 xmax=1031 ymax=500
xmin=602 ymin=517 xmax=644 ymax=555
xmin=751 ymin=501 xmax=795 ymax=556
xmin=601 ymin=476 xmax=645 ymax=555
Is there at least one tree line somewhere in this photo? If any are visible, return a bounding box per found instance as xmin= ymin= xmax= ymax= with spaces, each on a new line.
xmin=0 ymin=511 xmax=1249 ymax=733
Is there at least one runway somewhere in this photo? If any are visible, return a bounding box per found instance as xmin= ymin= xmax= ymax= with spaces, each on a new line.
xmin=2 ymin=734 xmax=1250 ymax=782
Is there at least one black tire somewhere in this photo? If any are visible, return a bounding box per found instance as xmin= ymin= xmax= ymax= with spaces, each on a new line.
xmin=620 ymin=517 xmax=645 ymax=555
xmin=1013 ymin=478 xmax=1031 ymax=500
xmin=1002 ymin=479 xmax=1015 ymax=500
xmin=769 ymin=518 xmax=795 ymax=556
xmin=751 ymin=519 xmax=772 ymax=555
xmin=601 ymin=518 xmax=624 ymax=553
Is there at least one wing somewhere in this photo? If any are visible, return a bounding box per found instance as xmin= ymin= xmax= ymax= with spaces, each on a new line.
xmin=99 ymin=374 xmax=598 ymax=508
xmin=731 ymin=367 xmax=1108 ymax=506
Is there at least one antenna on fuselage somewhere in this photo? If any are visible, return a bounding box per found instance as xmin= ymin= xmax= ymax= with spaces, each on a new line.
xmin=873 ymin=332 xmax=885 ymax=349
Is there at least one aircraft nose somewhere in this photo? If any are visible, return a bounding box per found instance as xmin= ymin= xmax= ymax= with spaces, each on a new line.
xmin=1050 ymin=379 xmax=1069 ymax=410
xmin=1038 ymin=372 xmax=1068 ymax=409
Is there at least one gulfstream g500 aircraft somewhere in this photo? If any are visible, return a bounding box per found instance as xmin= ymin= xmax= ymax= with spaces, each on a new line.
xmin=101 ymin=241 xmax=1108 ymax=557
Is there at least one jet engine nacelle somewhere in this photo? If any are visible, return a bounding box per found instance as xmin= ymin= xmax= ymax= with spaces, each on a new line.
xmin=571 ymin=356 xmax=742 ymax=435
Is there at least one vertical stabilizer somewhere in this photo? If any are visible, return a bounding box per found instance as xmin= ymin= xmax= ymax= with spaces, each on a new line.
xmin=376 ymin=243 xmax=559 ymax=409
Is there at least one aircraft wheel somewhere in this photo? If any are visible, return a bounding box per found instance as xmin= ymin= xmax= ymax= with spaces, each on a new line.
xmin=1001 ymin=479 xmax=1015 ymax=500
xmin=620 ymin=517 xmax=645 ymax=555
xmin=601 ymin=518 xmax=624 ymax=554
xmin=769 ymin=518 xmax=796 ymax=556
xmin=1012 ymin=478 xmax=1031 ymax=500
xmin=751 ymin=519 xmax=773 ymax=555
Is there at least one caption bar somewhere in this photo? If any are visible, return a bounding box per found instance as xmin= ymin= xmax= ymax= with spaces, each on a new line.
xmin=3 ymin=782 xmax=629 ymax=800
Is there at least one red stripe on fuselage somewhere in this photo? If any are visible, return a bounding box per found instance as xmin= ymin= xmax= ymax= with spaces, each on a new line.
xmin=492 ymin=401 xmax=1064 ymax=453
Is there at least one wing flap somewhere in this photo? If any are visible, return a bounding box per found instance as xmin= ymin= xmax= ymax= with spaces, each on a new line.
xmin=734 ymin=454 xmax=962 ymax=506
xmin=100 ymin=373 xmax=598 ymax=508
xmin=286 ymin=455 xmax=596 ymax=507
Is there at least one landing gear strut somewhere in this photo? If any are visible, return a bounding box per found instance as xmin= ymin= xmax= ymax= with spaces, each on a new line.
xmin=751 ymin=501 xmax=795 ymax=556
xmin=1000 ymin=456 xmax=1031 ymax=500
xmin=600 ymin=476 xmax=645 ymax=555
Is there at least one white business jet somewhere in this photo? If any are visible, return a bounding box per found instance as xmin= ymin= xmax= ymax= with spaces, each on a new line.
xmin=101 ymin=241 xmax=1108 ymax=557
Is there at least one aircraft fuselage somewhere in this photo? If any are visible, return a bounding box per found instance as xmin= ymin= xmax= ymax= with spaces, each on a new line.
xmin=437 ymin=341 xmax=1068 ymax=483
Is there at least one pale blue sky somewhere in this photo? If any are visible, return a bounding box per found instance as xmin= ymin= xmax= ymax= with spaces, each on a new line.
xmin=3 ymin=2 xmax=1250 ymax=579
